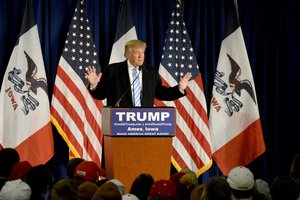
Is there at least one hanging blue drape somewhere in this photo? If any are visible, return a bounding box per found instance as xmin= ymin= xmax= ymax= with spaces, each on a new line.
xmin=1 ymin=0 xmax=300 ymax=184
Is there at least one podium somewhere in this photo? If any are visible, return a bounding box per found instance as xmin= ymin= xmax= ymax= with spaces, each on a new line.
xmin=102 ymin=107 xmax=176 ymax=192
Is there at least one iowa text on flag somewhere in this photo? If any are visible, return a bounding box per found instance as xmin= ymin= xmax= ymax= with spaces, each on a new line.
xmin=109 ymin=0 xmax=138 ymax=64
xmin=0 ymin=0 xmax=54 ymax=165
xmin=155 ymin=1 xmax=212 ymax=176
xmin=51 ymin=0 xmax=103 ymax=166
xmin=209 ymin=0 xmax=265 ymax=175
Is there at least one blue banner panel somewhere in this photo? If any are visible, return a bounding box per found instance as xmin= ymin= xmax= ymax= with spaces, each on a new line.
xmin=109 ymin=107 xmax=175 ymax=136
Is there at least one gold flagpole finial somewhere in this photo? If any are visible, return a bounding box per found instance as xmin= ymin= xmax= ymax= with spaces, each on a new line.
xmin=177 ymin=0 xmax=182 ymax=5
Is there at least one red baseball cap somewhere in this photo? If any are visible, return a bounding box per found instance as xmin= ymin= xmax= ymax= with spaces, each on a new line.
xmin=74 ymin=161 xmax=100 ymax=182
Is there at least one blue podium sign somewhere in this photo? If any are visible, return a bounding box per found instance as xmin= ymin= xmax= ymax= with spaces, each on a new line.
xmin=102 ymin=107 xmax=176 ymax=136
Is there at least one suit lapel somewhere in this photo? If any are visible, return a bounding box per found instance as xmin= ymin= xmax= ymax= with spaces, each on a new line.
xmin=141 ymin=65 xmax=149 ymax=106
xmin=119 ymin=61 xmax=130 ymax=86
xmin=119 ymin=61 xmax=133 ymax=104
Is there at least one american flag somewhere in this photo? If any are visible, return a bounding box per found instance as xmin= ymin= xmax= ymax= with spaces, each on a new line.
xmin=51 ymin=0 xmax=103 ymax=167
xmin=155 ymin=1 xmax=212 ymax=175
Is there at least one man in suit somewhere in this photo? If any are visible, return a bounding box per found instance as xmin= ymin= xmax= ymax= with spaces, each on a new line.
xmin=87 ymin=39 xmax=192 ymax=107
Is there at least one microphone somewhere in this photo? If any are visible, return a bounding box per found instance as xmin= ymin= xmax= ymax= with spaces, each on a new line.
xmin=114 ymin=66 xmax=141 ymax=107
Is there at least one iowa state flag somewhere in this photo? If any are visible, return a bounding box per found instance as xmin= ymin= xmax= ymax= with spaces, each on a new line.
xmin=109 ymin=0 xmax=137 ymax=64
xmin=0 ymin=0 xmax=54 ymax=165
xmin=209 ymin=0 xmax=265 ymax=175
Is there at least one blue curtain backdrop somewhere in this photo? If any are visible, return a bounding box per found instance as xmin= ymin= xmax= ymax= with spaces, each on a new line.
xmin=1 ymin=0 xmax=300 ymax=184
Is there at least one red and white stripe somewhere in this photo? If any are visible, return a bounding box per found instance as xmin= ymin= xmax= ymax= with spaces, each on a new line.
xmin=51 ymin=57 xmax=103 ymax=166
xmin=155 ymin=65 xmax=212 ymax=176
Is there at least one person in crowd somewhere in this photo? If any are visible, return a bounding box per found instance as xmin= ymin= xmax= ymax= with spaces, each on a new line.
xmin=92 ymin=181 xmax=122 ymax=200
xmin=77 ymin=181 xmax=98 ymax=200
xmin=180 ymin=169 xmax=198 ymax=186
xmin=290 ymin=154 xmax=300 ymax=179
xmin=73 ymin=161 xmax=103 ymax=185
xmin=9 ymin=161 xmax=32 ymax=181
xmin=290 ymin=154 xmax=300 ymax=194
xmin=26 ymin=164 xmax=51 ymax=200
xmin=204 ymin=176 xmax=232 ymax=200
xmin=129 ymin=173 xmax=154 ymax=200
xmin=226 ymin=166 xmax=255 ymax=200
xmin=0 ymin=179 xmax=31 ymax=200
xmin=107 ymin=179 xmax=125 ymax=196
xmin=0 ymin=148 xmax=20 ymax=190
xmin=254 ymin=179 xmax=270 ymax=200
xmin=50 ymin=178 xmax=78 ymax=200
xmin=95 ymin=179 xmax=109 ymax=187
xmin=86 ymin=39 xmax=192 ymax=107
xmin=169 ymin=171 xmax=198 ymax=200
xmin=270 ymin=176 xmax=299 ymax=200
xmin=122 ymin=194 xmax=139 ymax=200
xmin=148 ymin=179 xmax=177 ymax=200
xmin=66 ymin=157 xmax=84 ymax=180
xmin=190 ymin=184 xmax=206 ymax=200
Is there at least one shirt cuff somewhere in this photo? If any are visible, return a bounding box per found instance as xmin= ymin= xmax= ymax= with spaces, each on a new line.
xmin=90 ymin=83 xmax=98 ymax=91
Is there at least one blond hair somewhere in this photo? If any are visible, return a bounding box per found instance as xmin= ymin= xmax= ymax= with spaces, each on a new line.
xmin=124 ymin=40 xmax=147 ymax=54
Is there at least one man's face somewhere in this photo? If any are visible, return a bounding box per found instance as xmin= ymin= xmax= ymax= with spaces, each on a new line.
xmin=125 ymin=47 xmax=145 ymax=67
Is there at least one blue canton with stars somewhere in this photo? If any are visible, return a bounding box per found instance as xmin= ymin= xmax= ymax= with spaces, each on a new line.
xmin=161 ymin=2 xmax=199 ymax=82
xmin=62 ymin=0 xmax=100 ymax=85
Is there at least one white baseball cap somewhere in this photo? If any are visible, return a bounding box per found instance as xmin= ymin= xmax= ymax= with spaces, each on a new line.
xmin=0 ymin=179 xmax=31 ymax=200
xmin=227 ymin=166 xmax=254 ymax=191
xmin=122 ymin=194 xmax=139 ymax=200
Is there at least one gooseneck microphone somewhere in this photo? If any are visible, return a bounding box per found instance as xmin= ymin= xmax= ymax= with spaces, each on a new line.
xmin=114 ymin=66 xmax=141 ymax=107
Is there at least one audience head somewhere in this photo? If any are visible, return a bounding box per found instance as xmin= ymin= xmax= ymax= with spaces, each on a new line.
xmin=270 ymin=175 xmax=299 ymax=200
xmin=74 ymin=161 xmax=101 ymax=185
xmin=129 ymin=173 xmax=154 ymax=200
xmin=205 ymin=176 xmax=232 ymax=200
xmin=107 ymin=179 xmax=125 ymax=195
xmin=226 ymin=166 xmax=255 ymax=199
xmin=255 ymin=179 xmax=270 ymax=200
xmin=0 ymin=179 xmax=31 ymax=200
xmin=66 ymin=157 xmax=84 ymax=179
xmin=92 ymin=181 xmax=122 ymax=200
xmin=290 ymin=154 xmax=300 ymax=196
xmin=180 ymin=168 xmax=198 ymax=186
xmin=290 ymin=154 xmax=300 ymax=179
xmin=78 ymin=181 xmax=98 ymax=200
xmin=190 ymin=184 xmax=206 ymax=200
xmin=51 ymin=178 xmax=78 ymax=200
xmin=148 ymin=179 xmax=177 ymax=200
xmin=0 ymin=148 xmax=20 ymax=177
xmin=95 ymin=178 xmax=109 ymax=187
xmin=9 ymin=161 xmax=32 ymax=181
xmin=169 ymin=171 xmax=197 ymax=200
xmin=122 ymin=194 xmax=139 ymax=200
xmin=26 ymin=164 xmax=51 ymax=199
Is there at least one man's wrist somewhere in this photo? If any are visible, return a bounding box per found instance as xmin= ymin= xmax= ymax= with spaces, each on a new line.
xmin=178 ymin=86 xmax=185 ymax=94
xmin=90 ymin=82 xmax=98 ymax=91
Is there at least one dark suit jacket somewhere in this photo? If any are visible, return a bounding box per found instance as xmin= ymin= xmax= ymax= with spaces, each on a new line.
xmin=89 ymin=60 xmax=186 ymax=107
